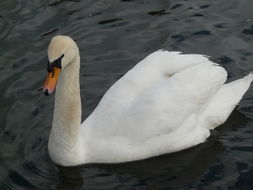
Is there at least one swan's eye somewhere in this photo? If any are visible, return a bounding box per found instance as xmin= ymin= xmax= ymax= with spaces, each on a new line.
xmin=47 ymin=54 xmax=64 ymax=73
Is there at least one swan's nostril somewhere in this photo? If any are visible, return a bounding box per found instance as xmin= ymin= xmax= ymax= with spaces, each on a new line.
xmin=44 ymin=89 xmax=49 ymax=96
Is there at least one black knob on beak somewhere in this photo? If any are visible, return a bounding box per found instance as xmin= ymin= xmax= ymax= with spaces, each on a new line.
xmin=47 ymin=61 xmax=53 ymax=73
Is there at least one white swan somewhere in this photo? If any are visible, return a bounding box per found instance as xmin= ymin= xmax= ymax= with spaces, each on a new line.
xmin=42 ymin=35 xmax=253 ymax=166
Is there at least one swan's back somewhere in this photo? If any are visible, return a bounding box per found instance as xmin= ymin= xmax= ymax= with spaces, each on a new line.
xmin=111 ymin=62 xmax=226 ymax=140
xmin=83 ymin=51 xmax=219 ymax=134
xmin=85 ymin=50 xmax=212 ymax=119
xmin=81 ymin=50 xmax=252 ymax=163
xmin=98 ymin=50 xmax=212 ymax=108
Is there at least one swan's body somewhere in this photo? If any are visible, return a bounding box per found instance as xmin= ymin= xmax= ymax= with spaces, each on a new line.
xmin=43 ymin=35 xmax=253 ymax=166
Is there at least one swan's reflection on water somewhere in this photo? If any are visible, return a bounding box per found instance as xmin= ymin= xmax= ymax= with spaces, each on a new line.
xmin=57 ymin=110 xmax=248 ymax=190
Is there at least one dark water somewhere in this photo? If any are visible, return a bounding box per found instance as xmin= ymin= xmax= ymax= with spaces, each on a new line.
xmin=1 ymin=0 xmax=253 ymax=189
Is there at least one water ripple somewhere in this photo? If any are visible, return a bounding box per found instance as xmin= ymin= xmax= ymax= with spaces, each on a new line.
xmin=1 ymin=0 xmax=253 ymax=189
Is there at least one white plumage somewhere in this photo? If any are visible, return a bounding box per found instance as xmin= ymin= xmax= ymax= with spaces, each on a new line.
xmin=44 ymin=36 xmax=253 ymax=166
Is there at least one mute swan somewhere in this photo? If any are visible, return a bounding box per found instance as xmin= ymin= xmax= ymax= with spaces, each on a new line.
xmin=43 ymin=35 xmax=253 ymax=166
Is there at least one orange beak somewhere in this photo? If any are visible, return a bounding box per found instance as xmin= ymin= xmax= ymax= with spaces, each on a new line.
xmin=43 ymin=67 xmax=61 ymax=96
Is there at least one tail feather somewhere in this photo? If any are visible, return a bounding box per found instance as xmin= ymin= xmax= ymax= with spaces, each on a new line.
xmin=200 ymin=73 xmax=253 ymax=129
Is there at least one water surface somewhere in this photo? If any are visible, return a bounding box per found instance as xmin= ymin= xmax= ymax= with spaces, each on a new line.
xmin=1 ymin=0 xmax=253 ymax=189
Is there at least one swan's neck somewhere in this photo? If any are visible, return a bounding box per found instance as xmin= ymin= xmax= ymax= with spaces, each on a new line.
xmin=48 ymin=55 xmax=83 ymax=165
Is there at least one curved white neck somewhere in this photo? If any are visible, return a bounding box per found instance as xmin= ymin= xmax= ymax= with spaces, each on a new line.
xmin=48 ymin=55 xmax=83 ymax=165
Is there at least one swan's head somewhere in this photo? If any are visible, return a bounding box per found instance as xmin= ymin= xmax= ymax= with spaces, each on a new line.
xmin=43 ymin=35 xmax=78 ymax=95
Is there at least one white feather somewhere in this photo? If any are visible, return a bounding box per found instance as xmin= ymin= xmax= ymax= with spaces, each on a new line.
xmin=46 ymin=36 xmax=253 ymax=166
